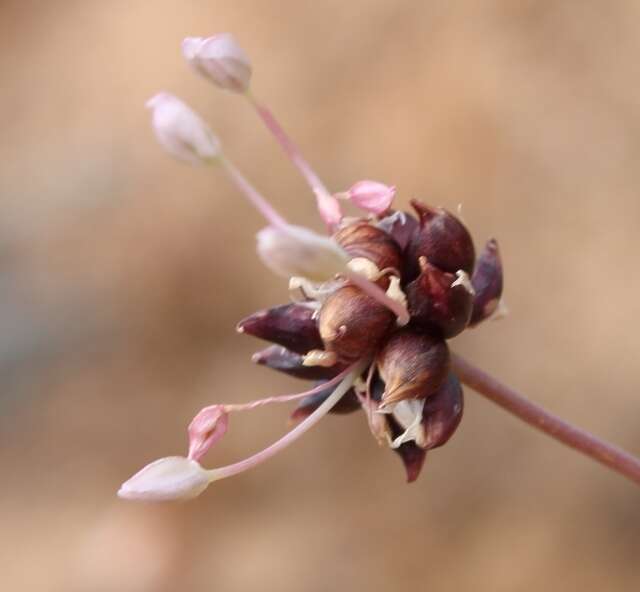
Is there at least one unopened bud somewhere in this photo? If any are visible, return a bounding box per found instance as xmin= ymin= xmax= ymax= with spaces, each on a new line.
xmin=334 ymin=220 xmax=402 ymax=285
xmin=406 ymin=200 xmax=475 ymax=279
xmin=118 ymin=456 xmax=210 ymax=502
xmin=421 ymin=373 xmax=464 ymax=450
xmin=290 ymin=382 xmax=361 ymax=421
xmin=406 ymin=257 xmax=474 ymax=338
xmin=318 ymin=285 xmax=395 ymax=362
xmin=146 ymin=93 xmax=220 ymax=165
xmin=187 ymin=405 xmax=229 ymax=462
xmin=469 ymin=238 xmax=504 ymax=326
xmin=182 ymin=34 xmax=252 ymax=93
xmin=338 ymin=180 xmax=395 ymax=215
xmin=237 ymin=303 xmax=323 ymax=355
xmin=252 ymin=345 xmax=345 ymax=380
xmin=256 ymin=224 xmax=348 ymax=282
xmin=376 ymin=328 xmax=450 ymax=407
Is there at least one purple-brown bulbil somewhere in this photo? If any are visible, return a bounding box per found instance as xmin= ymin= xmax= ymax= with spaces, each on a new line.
xmin=470 ymin=238 xmax=503 ymax=326
xmin=406 ymin=199 xmax=476 ymax=280
xmin=252 ymin=345 xmax=345 ymax=381
xmin=290 ymin=383 xmax=361 ymax=421
xmin=318 ymin=285 xmax=395 ymax=362
xmin=376 ymin=328 xmax=450 ymax=407
xmin=334 ymin=220 xmax=402 ymax=277
xmin=378 ymin=211 xmax=419 ymax=252
xmin=237 ymin=303 xmax=323 ymax=354
xmin=407 ymin=257 xmax=474 ymax=338
xmin=421 ymin=373 xmax=464 ymax=450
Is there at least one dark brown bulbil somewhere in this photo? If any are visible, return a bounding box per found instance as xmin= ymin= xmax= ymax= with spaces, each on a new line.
xmin=318 ymin=285 xmax=395 ymax=362
xmin=406 ymin=199 xmax=476 ymax=280
xmin=376 ymin=328 xmax=450 ymax=407
xmin=252 ymin=345 xmax=345 ymax=381
xmin=470 ymin=238 xmax=503 ymax=326
xmin=421 ymin=373 xmax=464 ymax=450
xmin=237 ymin=303 xmax=323 ymax=354
xmin=240 ymin=202 xmax=502 ymax=482
xmin=407 ymin=257 xmax=474 ymax=338
xmin=334 ymin=220 xmax=402 ymax=286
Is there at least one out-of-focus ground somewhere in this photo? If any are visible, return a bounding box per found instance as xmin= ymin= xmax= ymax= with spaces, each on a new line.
xmin=1 ymin=1 xmax=640 ymax=590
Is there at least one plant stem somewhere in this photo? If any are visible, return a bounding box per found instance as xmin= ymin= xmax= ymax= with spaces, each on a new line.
xmin=451 ymin=353 xmax=640 ymax=486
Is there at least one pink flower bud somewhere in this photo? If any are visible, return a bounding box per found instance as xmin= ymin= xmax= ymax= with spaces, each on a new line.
xmin=118 ymin=456 xmax=210 ymax=501
xmin=182 ymin=34 xmax=252 ymax=93
xmin=187 ymin=405 xmax=229 ymax=462
xmin=339 ymin=180 xmax=396 ymax=215
xmin=146 ymin=93 xmax=220 ymax=165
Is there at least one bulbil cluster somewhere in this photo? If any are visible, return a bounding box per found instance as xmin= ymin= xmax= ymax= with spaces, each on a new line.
xmin=241 ymin=201 xmax=503 ymax=481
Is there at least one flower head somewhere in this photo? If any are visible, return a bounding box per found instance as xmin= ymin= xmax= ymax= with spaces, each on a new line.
xmin=120 ymin=32 xmax=504 ymax=502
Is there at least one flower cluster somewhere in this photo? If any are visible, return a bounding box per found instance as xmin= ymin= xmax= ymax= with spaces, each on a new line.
xmin=119 ymin=33 xmax=504 ymax=502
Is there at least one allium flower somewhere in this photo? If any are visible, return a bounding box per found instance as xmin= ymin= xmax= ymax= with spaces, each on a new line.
xmin=120 ymin=32 xmax=506 ymax=502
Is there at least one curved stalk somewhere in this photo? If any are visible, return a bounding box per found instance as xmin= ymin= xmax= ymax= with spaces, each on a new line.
xmin=451 ymin=353 xmax=640 ymax=486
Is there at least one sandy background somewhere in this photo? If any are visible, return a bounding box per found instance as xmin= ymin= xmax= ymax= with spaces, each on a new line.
xmin=1 ymin=1 xmax=640 ymax=590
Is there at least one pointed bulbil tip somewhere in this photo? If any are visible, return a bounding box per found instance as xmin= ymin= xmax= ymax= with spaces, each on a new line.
xmin=469 ymin=238 xmax=504 ymax=326
xmin=410 ymin=199 xmax=438 ymax=223
xmin=182 ymin=33 xmax=252 ymax=93
xmin=237 ymin=303 xmax=324 ymax=355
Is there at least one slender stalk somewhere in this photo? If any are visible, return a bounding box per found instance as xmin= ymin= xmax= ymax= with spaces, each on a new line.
xmin=207 ymin=360 xmax=367 ymax=481
xmin=451 ymin=353 xmax=640 ymax=486
xmin=219 ymin=156 xmax=288 ymax=229
xmin=245 ymin=92 xmax=342 ymax=229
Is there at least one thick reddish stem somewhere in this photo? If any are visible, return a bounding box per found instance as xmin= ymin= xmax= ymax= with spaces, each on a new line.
xmin=451 ymin=353 xmax=640 ymax=486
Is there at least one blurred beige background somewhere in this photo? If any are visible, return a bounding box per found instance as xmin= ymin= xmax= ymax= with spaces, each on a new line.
xmin=1 ymin=1 xmax=640 ymax=590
